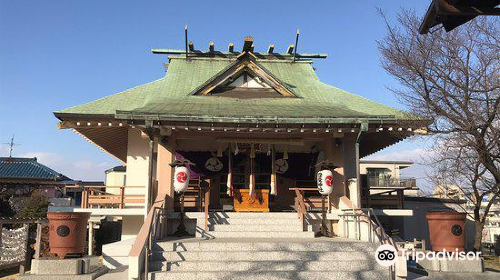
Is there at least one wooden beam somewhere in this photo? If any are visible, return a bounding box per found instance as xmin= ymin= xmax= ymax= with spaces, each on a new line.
xmin=242 ymin=36 xmax=253 ymax=52
xmin=209 ymin=42 xmax=214 ymax=52
xmin=228 ymin=43 xmax=234 ymax=52
xmin=267 ymin=44 xmax=274 ymax=53
xmin=287 ymin=44 xmax=294 ymax=54
xmin=249 ymin=44 xmax=254 ymax=53
xmin=217 ymin=138 xmax=304 ymax=145
xmin=188 ymin=41 xmax=194 ymax=51
xmin=151 ymin=49 xmax=328 ymax=58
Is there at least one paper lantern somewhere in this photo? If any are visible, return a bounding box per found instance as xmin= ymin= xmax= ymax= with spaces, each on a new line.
xmin=317 ymin=169 xmax=333 ymax=195
xmin=174 ymin=166 xmax=190 ymax=193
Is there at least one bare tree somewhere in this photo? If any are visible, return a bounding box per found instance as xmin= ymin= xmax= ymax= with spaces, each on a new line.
xmin=378 ymin=9 xmax=499 ymax=251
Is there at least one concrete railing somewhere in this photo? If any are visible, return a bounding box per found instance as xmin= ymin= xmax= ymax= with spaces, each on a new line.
xmin=128 ymin=192 xmax=166 ymax=280
xmin=338 ymin=206 xmax=408 ymax=280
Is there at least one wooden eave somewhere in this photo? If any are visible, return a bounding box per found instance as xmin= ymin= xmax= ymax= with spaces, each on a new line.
xmin=57 ymin=118 xmax=129 ymax=163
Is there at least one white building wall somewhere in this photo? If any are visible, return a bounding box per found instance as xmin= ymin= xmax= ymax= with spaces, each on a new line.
xmin=105 ymin=170 xmax=126 ymax=195
xmin=119 ymin=128 xmax=150 ymax=239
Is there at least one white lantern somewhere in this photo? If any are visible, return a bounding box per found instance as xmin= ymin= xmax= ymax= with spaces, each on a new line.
xmin=317 ymin=169 xmax=333 ymax=195
xmin=174 ymin=166 xmax=190 ymax=193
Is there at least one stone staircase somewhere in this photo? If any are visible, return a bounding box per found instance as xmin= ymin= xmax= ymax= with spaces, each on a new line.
xmin=147 ymin=212 xmax=390 ymax=280
xmin=197 ymin=212 xmax=315 ymax=239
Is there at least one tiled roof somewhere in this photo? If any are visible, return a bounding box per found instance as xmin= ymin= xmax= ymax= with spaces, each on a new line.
xmin=55 ymin=57 xmax=415 ymax=123
xmin=0 ymin=157 xmax=69 ymax=181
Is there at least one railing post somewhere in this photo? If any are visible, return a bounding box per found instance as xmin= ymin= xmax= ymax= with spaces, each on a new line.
xmin=368 ymin=210 xmax=372 ymax=242
xmin=88 ymin=221 xmax=94 ymax=256
xmin=19 ymin=223 xmax=30 ymax=275
xmin=119 ymin=187 xmax=125 ymax=209
xmin=204 ymin=179 xmax=210 ymax=231
xmin=144 ymin=245 xmax=149 ymax=280
xmin=0 ymin=222 xmax=3 ymax=248
xmin=297 ymin=190 xmax=305 ymax=221
xmin=34 ymin=222 xmax=42 ymax=259
xmin=81 ymin=187 xmax=87 ymax=209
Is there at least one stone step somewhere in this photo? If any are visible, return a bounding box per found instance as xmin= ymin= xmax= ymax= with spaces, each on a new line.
xmin=153 ymin=250 xmax=374 ymax=262
xmin=207 ymin=218 xmax=299 ymax=225
xmin=207 ymin=212 xmax=298 ymax=219
xmin=149 ymin=260 xmax=385 ymax=272
xmin=148 ymin=270 xmax=390 ymax=280
xmin=212 ymin=224 xmax=303 ymax=232
xmin=200 ymin=231 xmax=315 ymax=239
xmin=155 ymin=239 xmax=378 ymax=252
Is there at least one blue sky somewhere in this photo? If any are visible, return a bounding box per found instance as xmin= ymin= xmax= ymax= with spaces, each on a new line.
xmin=0 ymin=0 xmax=433 ymax=190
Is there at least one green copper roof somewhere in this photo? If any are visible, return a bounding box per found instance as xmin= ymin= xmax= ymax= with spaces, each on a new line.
xmin=55 ymin=57 xmax=412 ymax=123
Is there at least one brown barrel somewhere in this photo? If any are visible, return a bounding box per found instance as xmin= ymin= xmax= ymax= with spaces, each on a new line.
xmin=426 ymin=211 xmax=466 ymax=252
xmin=47 ymin=212 xmax=91 ymax=259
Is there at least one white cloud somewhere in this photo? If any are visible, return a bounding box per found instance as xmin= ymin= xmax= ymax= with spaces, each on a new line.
xmin=0 ymin=146 xmax=10 ymax=157
xmin=21 ymin=152 xmax=64 ymax=166
xmin=16 ymin=151 xmax=119 ymax=182
xmin=364 ymin=148 xmax=429 ymax=163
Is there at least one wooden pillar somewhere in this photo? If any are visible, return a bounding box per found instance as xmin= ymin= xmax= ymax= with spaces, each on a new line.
xmin=147 ymin=135 xmax=159 ymax=209
xmin=157 ymin=138 xmax=176 ymax=211
xmin=119 ymin=187 xmax=125 ymax=209
xmin=323 ymin=136 xmax=344 ymax=210
xmin=343 ymin=135 xmax=361 ymax=208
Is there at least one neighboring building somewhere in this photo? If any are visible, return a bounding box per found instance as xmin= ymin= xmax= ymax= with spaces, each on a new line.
xmin=431 ymin=184 xmax=500 ymax=247
xmin=0 ymin=157 xmax=70 ymax=198
xmin=360 ymin=160 xmax=419 ymax=196
xmin=54 ymin=37 xmax=423 ymax=278
xmin=483 ymin=198 xmax=500 ymax=246
xmin=433 ymin=184 xmax=464 ymax=200
xmin=359 ymin=160 xmax=419 ymax=211
xmin=403 ymin=196 xmax=476 ymax=250
xmin=105 ymin=166 xmax=126 ymax=186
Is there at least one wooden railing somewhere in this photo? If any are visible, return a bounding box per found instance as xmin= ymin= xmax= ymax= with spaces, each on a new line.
xmin=289 ymin=188 xmax=309 ymax=221
xmin=79 ymin=186 xmax=145 ymax=209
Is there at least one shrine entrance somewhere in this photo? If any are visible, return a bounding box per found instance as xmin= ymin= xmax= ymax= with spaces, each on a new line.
xmin=175 ymin=137 xmax=324 ymax=213
xmin=229 ymin=152 xmax=272 ymax=212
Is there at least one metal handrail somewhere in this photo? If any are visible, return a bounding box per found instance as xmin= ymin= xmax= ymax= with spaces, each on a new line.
xmin=144 ymin=206 xmax=163 ymax=280
xmin=339 ymin=208 xmax=400 ymax=280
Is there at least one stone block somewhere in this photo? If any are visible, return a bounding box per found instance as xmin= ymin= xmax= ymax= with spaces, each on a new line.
xmin=439 ymin=258 xmax=484 ymax=273
xmin=18 ymin=266 xmax=108 ymax=280
xmin=416 ymin=258 xmax=440 ymax=271
xmin=30 ymin=256 xmax=100 ymax=275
